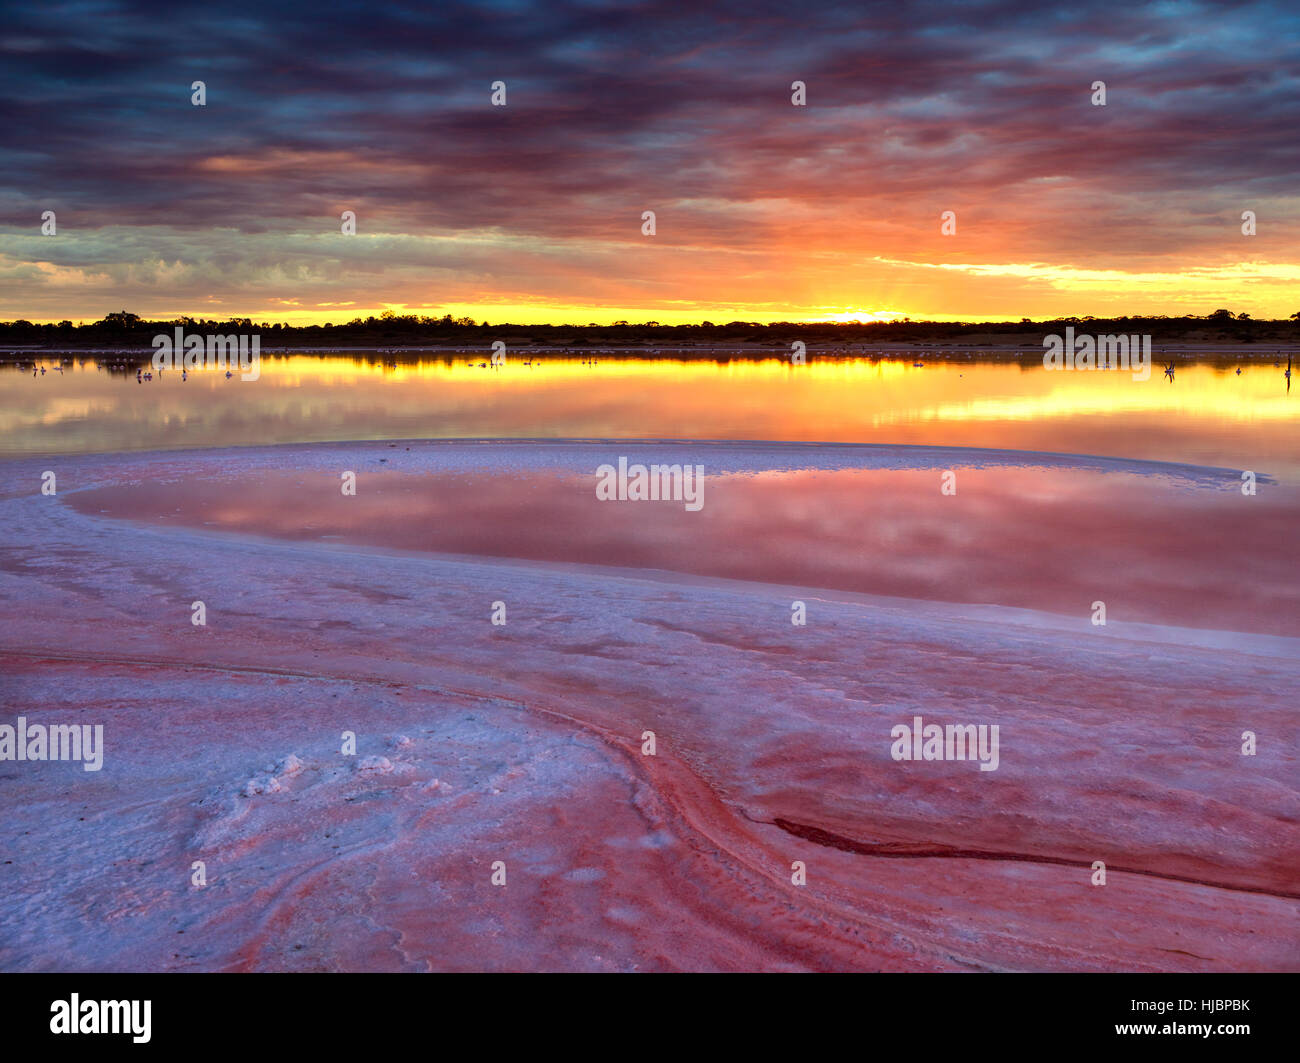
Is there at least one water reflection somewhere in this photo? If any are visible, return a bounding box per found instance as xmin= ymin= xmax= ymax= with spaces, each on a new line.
xmin=0 ymin=354 xmax=1294 ymax=477
xmin=69 ymin=464 xmax=1300 ymax=636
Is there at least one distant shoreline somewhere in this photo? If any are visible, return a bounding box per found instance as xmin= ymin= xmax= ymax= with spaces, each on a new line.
xmin=2 ymin=342 xmax=1297 ymax=365
xmin=1 ymin=310 xmax=1296 ymax=361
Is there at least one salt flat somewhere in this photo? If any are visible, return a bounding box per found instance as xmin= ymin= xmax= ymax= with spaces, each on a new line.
xmin=0 ymin=441 xmax=1296 ymax=971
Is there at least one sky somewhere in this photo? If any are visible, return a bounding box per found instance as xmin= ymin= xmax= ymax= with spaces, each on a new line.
xmin=1 ymin=0 xmax=1298 ymax=325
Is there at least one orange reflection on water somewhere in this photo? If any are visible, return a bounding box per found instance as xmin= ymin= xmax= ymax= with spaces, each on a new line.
xmin=1 ymin=356 xmax=1295 ymax=476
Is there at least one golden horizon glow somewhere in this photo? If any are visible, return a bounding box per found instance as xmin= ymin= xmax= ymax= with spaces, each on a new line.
xmin=14 ymin=303 xmax=1300 ymax=328
xmin=13 ymin=304 xmax=926 ymax=328
xmin=9 ymin=242 xmax=1300 ymax=327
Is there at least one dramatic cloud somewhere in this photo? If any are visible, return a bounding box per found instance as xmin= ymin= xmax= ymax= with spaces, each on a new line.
xmin=1 ymin=0 xmax=1297 ymax=321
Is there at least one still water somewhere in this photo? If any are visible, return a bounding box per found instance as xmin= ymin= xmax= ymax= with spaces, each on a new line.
xmin=0 ymin=354 xmax=1294 ymax=477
